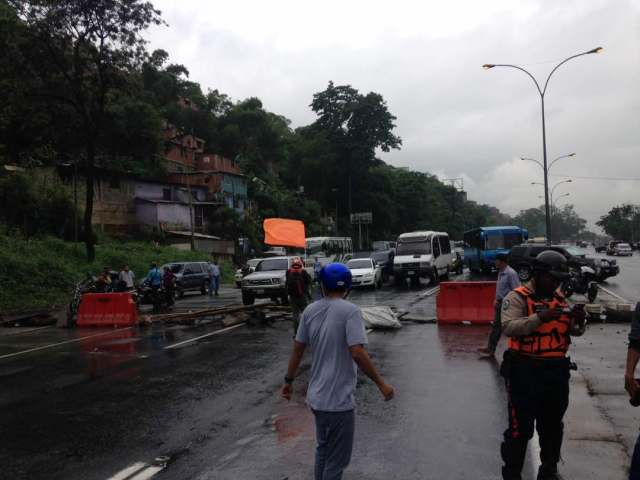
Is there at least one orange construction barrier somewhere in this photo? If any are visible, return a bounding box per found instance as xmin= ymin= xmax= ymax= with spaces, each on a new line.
xmin=76 ymin=293 xmax=139 ymax=327
xmin=436 ymin=281 xmax=497 ymax=325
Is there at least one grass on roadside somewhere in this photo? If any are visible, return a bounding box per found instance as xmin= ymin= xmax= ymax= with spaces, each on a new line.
xmin=0 ymin=234 xmax=235 ymax=314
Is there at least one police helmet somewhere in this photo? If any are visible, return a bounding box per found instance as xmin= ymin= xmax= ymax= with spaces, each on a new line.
xmin=533 ymin=250 xmax=570 ymax=280
xmin=319 ymin=263 xmax=352 ymax=291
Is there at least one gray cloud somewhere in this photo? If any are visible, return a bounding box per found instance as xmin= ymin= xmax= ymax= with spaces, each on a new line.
xmin=146 ymin=0 xmax=640 ymax=229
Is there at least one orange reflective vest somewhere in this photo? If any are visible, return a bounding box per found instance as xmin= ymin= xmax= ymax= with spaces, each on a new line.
xmin=508 ymin=286 xmax=571 ymax=358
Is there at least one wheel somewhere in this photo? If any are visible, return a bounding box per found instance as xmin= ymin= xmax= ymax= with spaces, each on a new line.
xmin=517 ymin=265 xmax=532 ymax=282
xmin=200 ymin=281 xmax=207 ymax=295
xmin=587 ymin=282 xmax=598 ymax=303
xmin=280 ymin=295 xmax=289 ymax=306
xmin=176 ymin=287 xmax=185 ymax=299
xmin=242 ymin=290 xmax=255 ymax=306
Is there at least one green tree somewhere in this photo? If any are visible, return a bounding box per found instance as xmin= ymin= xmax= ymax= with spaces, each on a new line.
xmin=8 ymin=0 xmax=164 ymax=260
xmin=596 ymin=204 xmax=640 ymax=242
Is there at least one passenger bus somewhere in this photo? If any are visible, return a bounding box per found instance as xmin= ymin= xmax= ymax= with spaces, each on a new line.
xmin=463 ymin=226 xmax=528 ymax=273
xmin=305 ymin=237 xmax=354 ymax=266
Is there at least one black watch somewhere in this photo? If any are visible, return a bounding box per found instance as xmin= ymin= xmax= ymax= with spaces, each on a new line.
xmin=284 ymin=375 xmax=294 ymax=384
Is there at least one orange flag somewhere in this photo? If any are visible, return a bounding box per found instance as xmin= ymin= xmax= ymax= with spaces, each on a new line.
xmin=263 ymin=218 xmax=306 ymax=248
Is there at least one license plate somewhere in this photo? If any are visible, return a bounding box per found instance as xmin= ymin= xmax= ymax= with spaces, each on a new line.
xmin=256 ymin=289 xmax=264 ymax=294
xmin=408 ymin=271 xmax=415 ymax=275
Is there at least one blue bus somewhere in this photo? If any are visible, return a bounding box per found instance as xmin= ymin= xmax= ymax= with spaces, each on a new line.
xmin=463 ymin=226 xmax=528 ymax=273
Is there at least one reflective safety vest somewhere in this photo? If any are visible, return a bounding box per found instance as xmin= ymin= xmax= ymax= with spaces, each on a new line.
xmin=508 ymin=285 xmax=571 ymax=358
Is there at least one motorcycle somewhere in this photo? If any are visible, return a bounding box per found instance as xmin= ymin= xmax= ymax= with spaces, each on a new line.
xmin=137 ymin=280 xmax=172 ymax=313
xmin=67 ymin=275 xmax=98 ymax=327
xmin=562 ymin=265 xmax=599 ymax=303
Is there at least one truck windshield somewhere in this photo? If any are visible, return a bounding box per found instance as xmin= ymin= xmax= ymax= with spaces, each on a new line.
xmin=397 ymin=240 xmax=431 ymax=255
xmin=485 ymin=232 xmax=523 ymax=250
xmin=256 ymin=259 xmax=289 ymax=271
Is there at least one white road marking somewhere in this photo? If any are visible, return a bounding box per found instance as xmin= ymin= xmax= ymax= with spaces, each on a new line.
xmin=129 ymin=465 xmax=164 ymax=480
xmin=1 ymin=325 xmax=55 ymax=336
xmin=419 ymin=286 xmax=440 ymax=298
xmin=164 ymin=323 xmax=244 ymax=350
xmin=0 ymin=327 xmax=134 ymax=361
xmin=597 ymin=285 xmax=629 ymax=303
xmin=107 ymin=462 xmax=147 ymax=480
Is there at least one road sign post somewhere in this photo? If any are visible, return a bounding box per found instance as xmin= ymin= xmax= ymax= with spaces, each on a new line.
xmin=350 ymin=212 xmax=373 ymax=250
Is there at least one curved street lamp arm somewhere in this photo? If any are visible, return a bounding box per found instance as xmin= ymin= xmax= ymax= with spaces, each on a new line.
xmin=521 ymin=157 xmax=544 ymax=170
xmin=548 ymin=153 xmax=574 ymax=172
xmin=543 ymin=49 xmax=599 ymax=95
xmin=489 ymin=64 xmax=543 ymax=96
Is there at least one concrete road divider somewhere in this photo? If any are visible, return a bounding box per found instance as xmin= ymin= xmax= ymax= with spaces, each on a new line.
xmin=436 ymin=281 xmax=496 ymax=325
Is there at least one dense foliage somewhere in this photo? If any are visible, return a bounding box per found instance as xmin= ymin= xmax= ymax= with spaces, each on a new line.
xmin=0 ymin=0 xmax=590 ymax=255
xmin=597 ymin=204 xmax=640 ymax=243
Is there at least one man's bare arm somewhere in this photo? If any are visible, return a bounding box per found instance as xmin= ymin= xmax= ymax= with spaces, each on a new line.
xmin=349 ymin=344 xmax=394 ymax=401
xmin=286 ymin=341 xmax=306 ymax=379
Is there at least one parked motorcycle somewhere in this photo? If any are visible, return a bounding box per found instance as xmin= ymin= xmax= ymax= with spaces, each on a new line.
xmin=66 ymin=275 xmax=98 ymax=327
xmin=562 ymin=265 xmax=599 ymax=303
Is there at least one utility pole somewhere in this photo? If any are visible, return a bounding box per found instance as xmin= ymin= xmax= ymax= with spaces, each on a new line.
xmin=73 ymin=160 xmax=78 ymax=250
xmin=444 ymin=178 xmax=464 ymax=234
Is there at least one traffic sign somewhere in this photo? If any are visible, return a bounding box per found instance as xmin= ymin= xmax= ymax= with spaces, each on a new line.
xmin=350 ymin=212 xmax=372 ymax=225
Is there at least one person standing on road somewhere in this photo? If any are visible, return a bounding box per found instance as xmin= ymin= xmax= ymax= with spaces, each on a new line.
xmin=479 ymin=253 xmax=520 ymax=356
xmin=162 ymin=267 xmax=176 ymax=307
xmin=146 ymin=263 xmax=162 ymax=289
xmin=313 ymin=257 xmax=322 ymax=284
xmin=624 ymin=301 xmax=640 ymax=480
xmin=499 ymin=251 xmax=586 ymax=480
xmin=281 ymin=263 xmax=395 ymax=480
xmin=286 ymin=259 xmax=312 ymax=335
xmin=208 ymin=258 xmax=221 ymax=297
xmin=118 ymin=264 xmax=135 ymax=291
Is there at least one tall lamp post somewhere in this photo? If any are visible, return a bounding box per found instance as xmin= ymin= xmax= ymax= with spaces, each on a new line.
xmin=484 ymin=47 xmax=602 ymax=244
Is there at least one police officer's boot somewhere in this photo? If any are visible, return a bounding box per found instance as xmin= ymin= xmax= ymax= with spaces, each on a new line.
xmin=538 ymin=422 xmax=564 ymax=480
xmin=501 ymin=439 xmax=528 ymax=480
xmin=537 ymin=463 xmax=563 ymax=480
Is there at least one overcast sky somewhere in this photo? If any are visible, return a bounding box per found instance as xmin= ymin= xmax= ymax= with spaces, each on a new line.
xmin=146 ymin=0 xmax=640 ymax=229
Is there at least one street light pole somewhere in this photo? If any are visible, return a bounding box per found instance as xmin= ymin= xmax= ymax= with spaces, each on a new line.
xmin=484 ymin=47 xmax=602 ymax=244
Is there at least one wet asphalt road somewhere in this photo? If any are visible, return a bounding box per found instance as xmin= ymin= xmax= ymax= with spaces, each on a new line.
xmin=1 ymin=253 xmax=638 ymax=480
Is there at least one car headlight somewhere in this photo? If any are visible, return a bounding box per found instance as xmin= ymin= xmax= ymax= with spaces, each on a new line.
xmin=272 ymin=278 xmax=281 ymax=284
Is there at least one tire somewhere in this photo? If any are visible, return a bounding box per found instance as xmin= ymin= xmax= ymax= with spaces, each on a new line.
xmin=588 ymin=282 xmax=598 ymax=303
xmin=200 ymin=281 xmax=207 ymax=295
xmin=280 ymin=295 xmax=289 ymax=306
xmin=176 ymin=287 xmax=185 ymax=299
xmin=242 ymin=290 xmax=255 ymax=306
xmin=517 ymin=265 xmax=532 ymax=282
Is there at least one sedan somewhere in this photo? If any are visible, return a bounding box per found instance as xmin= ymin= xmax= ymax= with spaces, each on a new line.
xmin=346 ymin=258 xmax=383 ymax=288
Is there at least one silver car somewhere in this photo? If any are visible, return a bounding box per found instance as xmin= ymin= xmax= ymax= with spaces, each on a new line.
xmin=241 ymin=256 xmax=301 ymax=305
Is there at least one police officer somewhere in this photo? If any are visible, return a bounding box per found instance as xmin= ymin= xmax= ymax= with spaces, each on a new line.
xmin=499 ymin=250 xmax=586 ymax=480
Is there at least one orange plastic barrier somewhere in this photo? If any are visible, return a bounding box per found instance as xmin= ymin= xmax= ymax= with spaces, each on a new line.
xmin=436 ymin=281 xmax=497 ymax=325
xmin=263 ymin=218 xmax=306 ymax=248
xmin=76 ymin=293 xmax=139 ymax=327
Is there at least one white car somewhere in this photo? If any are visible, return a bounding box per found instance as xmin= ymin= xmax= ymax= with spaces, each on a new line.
xmin=235 ymin=258 xmax=263 ymax=288
xmin=613 ymin=243 xmax=633 ymax=256
xmin=346 ymin=258 xmax=383 ymax=288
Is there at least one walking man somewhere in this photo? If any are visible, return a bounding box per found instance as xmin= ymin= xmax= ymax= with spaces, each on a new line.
xmin=313 ymin=257 xmax=322 ymax=284
xmin=281 ymin=263 xmax=394 ymax=480
xmin=286 ymin=259 xmax=312 ymax=335
xmin=499 ymin=251 xmax=586 ymax=480
xmin=208 ymin=258 xmax=221 ymax=297
xmin=479 ymin=253 xmax=520 ymax=356
xmin=624 ymin=301 xmax=640 ymax=479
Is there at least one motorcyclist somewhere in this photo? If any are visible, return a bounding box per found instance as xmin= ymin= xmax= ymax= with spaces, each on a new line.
xmin=162 ymin=267 xmax=176 ymax=307
xmin=499 ymin=250 xmax=586 ymax=480
xmin=286 ymin=259 xmax=312 ymax=335
xmin=146 ymin=263 xmax=162 ymax=290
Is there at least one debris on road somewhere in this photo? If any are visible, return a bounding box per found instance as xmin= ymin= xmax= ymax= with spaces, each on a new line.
xmin=361 ymin=306 xmax=402 ymax=329
xmin=1 ymin=310 xmax=57 ymax=328
xmin=142 ymin=302 xmax=291 ymax=326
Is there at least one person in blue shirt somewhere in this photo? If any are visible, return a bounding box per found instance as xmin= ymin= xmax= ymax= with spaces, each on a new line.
xmin=281 ymin=263 xmax=394 ymax=480
xmin=313 ymin=257 xmax=322 ymax=284
xmin=479 ymin=253 xmax=521 ymax=356
xmin=146 ymin=263 xmax=162 ymax=289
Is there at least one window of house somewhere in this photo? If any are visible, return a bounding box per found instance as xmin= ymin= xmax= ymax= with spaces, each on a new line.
xmin=162 ymin=188 xmax=171 ymax=201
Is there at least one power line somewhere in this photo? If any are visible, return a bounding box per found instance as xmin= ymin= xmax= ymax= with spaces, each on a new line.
xmin=550 ymin=173 xmax=640 ymax=181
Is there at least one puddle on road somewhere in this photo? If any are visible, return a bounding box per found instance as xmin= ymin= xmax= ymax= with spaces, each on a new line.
xmin=272 ymin=405 xmax=314 ymax=443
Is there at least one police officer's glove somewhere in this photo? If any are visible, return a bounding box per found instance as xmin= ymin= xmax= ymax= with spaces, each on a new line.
xmin=537 ymin=308 xmax=562 ymax=323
